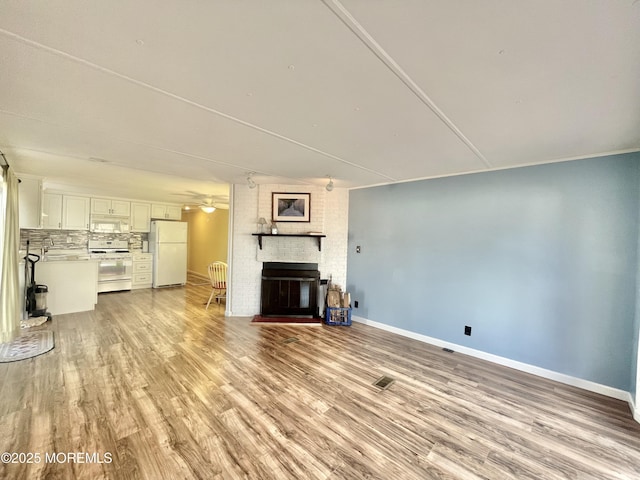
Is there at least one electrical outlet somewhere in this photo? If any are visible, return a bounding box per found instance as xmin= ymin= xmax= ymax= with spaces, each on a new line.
xmin=464 ymin=326 xmax=472 ymax=336
xmin=354 ymin=300 xmax=359 ymax=308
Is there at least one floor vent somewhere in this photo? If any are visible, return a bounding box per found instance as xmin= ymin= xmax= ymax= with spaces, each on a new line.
xmin=283 ymin=337 xmax=299 ymax=344
xmin=442 ymin=348 xmax=454 ymax=353
xmin=373 ymin=375 xmax=395 ymax=390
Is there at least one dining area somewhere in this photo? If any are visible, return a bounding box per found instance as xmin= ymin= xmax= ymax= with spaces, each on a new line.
xmin=181 ymin=205 xmax=229 ymax=312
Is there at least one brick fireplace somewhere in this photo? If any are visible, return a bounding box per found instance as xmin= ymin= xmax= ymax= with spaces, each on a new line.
xmin=228 ymin=184 xmax=348 ymax=317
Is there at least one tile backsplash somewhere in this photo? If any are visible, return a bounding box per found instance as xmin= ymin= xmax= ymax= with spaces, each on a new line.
xmin=20 ymin=229 xmax=147 ymax=252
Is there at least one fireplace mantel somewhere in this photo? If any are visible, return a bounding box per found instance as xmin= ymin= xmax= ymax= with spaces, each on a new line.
xmin=252 ymin=233 xmax=326 ymax=251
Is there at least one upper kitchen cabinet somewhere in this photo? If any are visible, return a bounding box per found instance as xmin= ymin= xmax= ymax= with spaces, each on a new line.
xmin=43 ymin=193 xmax=90 ymax=230
xmin=151 ymin=203 xmax=182 ymax=220
xmin=62 ymin=195 xmax=90 ymax=230
xmin=18 ymin=176 xmax=42 ymax=229
xmin=91 ymin=197 xmax=130 ymax=216
xmin=42 ymin=193 xmax=63 ymax=229
xmin=131 ymin=202 xmax=151 ymax=232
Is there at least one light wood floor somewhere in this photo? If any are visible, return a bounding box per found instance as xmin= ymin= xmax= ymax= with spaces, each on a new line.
xmin=1 ymin=283 xmax=639 ymax=480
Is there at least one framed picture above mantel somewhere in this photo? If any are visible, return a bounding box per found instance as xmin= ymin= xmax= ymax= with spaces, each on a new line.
xmin=272 ymin=192 xmax=311 ymax=222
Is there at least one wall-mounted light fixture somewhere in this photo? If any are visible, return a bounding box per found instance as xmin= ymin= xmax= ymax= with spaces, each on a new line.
xmin=247 ymin=172 xmax=257 ymax=189
xmin=326 ymin=176 xmax=334 ymax=192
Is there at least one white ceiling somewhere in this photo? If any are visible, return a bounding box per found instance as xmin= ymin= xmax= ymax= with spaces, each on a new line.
xmin=1 ymin=0 xmax=639 ymax=204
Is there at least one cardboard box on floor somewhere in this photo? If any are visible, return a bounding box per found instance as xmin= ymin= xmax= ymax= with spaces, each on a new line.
xmin=327 ymin=287 xmax=351 ymax=308
xmin=342 ymin=292 xmax=351 ymax=308
xmin=327 ymin=290 xmax=341 ymax=308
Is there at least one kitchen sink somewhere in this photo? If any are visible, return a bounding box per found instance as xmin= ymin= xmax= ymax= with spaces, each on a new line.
xmin=43 ymin=254 xmax=88 ymax=261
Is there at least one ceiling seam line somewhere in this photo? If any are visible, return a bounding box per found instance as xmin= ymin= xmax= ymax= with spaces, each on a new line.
xmin=4 ymin=144 xmax=280 ymax=190
xmin=11 ymin=119 xmax=639 ymax=190
xmin=347 ymin=147 xmax=640 ymax=191
xmin=0 ymin=109 xmax=286 ymax=180
xmin=0 ymin=28 xmax=396 ymax=182
xmin=321 ymin=0 xmax=493 ymax=169
xmin=0 ymin=113 xmax=348 ymax=187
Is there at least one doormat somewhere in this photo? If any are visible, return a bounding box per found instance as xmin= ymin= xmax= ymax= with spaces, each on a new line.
xmin=0 ymin=330 xmax=54 ymax=363
xmin=251 ymin=315 xmax=322 ymax=326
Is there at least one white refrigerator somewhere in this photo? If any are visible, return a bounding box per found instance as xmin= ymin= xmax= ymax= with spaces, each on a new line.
xmin=149 ymin=221 xmax=188 ymax=287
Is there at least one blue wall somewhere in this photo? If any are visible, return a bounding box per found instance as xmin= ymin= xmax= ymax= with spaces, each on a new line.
xmin=347 ymin=153 xmax=640 ymax=391
xmin=631 ymin=174 xmax=640 ymax=401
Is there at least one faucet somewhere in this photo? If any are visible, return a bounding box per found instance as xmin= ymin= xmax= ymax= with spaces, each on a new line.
xmin=41 ymin=237 xmax=54 ymax=257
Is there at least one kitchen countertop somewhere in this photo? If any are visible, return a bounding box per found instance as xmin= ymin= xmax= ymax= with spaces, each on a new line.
xmin=41 ymin=254 xmax=94 ymax=262
xmin=19 ymin=250 xmax=95 ymax=262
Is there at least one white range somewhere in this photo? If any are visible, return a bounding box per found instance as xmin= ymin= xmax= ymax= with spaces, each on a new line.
xmin=88 ymin=239 xmax=133 ymax=293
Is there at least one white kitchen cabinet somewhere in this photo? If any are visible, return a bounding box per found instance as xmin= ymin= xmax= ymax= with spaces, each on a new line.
xmin=132 ymin=253 xmax=153 ymax=289
xmin=62 ymin=195 xmax=90 ymax=230
xmin=18 ymin=176 xmax=42 ymax=229
xmin=91 ymin=197 xmax=130 ymax=216
xmin=42 ymin=193 xmax=63 ymax=229
xmin=42 ymin=193 xmax=90 ymax=230
xmin=131 ymin=202 xmax=151 ymax=232
xmin=151 ymin=203 xmax=182 ymax=220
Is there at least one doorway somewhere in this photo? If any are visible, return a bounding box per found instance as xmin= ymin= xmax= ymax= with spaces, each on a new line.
xmin=182 ymin=207 xmax=229 ymax=284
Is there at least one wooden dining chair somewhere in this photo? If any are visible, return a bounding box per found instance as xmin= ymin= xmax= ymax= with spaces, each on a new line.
xmin=206 ymin=261 xmax=227 ymax=310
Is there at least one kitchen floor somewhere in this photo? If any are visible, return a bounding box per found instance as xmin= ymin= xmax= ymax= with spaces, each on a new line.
xmin=0 ymin=283 xmax=639 ymax=479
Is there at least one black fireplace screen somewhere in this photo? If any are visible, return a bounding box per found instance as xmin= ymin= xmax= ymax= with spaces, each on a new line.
xmin=260 ymin=262 xmax=319 ymax=317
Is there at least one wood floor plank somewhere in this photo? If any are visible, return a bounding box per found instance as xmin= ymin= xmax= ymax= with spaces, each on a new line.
xmin=1 ymin=283 xmax=639 ymax=479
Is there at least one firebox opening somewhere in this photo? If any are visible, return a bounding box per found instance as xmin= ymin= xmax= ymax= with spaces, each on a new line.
xmin=260 ymin=262 xmax=320 ymax=317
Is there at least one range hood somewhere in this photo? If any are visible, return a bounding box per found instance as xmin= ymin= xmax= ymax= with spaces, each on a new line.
xmin=89 ymin=215 xmax=130 ymax=233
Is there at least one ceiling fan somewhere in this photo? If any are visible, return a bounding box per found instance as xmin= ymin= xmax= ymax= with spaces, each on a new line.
xmin=170 ymin=191 xmax=229 ymax=213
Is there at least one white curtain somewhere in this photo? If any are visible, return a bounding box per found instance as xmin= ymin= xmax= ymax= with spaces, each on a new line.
xmin=0 ymin=167 xmax=21 ymax=343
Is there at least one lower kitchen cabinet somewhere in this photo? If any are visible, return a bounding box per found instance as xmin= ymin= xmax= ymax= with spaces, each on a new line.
xmin=132 ymin=253 xmax=153 ymax=289
xmin=20 ymin=259 xmax=99 ymax=315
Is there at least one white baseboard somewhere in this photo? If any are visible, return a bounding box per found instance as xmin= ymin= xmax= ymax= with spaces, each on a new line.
xmin=187 ymin=270 xmax=208 ymax=280
xmin=630 ymin=394 xmax=639 ymax=423
xmin=352 ymin=315 xmax=632 ymax=407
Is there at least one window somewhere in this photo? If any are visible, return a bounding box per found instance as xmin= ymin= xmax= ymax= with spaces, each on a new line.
xmin=0 ymin=168 xmax=5 ymax=273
